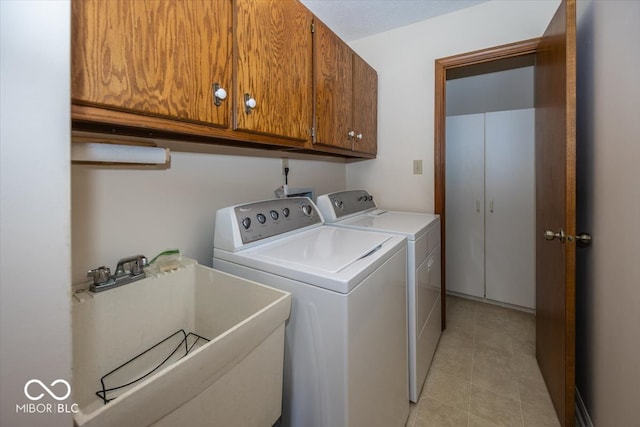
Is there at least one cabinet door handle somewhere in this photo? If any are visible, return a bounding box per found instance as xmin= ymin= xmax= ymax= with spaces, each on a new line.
xmin=213 ymin=83 xmax=227 ymax=106
xmin=347 ymin=130 xmax=355 ymax=139
xmin=490 ymin=199 xmax=494 ymax=213
xmin=475 ymin=200 xmax=480 ymax=213
xmin=356 ymin=133 xmax=363 ymax=140
xmin=244 ymin=93 xmax=257 ymax=114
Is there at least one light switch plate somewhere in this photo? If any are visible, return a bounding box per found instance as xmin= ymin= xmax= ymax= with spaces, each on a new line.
xmin=413 ymin=160 xmax=423 ymax=175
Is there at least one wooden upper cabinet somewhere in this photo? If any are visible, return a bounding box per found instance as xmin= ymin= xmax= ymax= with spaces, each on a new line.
xmin=313 ymin=19 xmax=378 ymax=155
xmin=71 ymin=0 xmax=232 ymax=128
xmin=71 ymin=0 xmax=372 ymax=157
xmin=352 ymin=54 xmax=378 ymax=155
xmin=313 ymin=20 xmax=353 ymax=150
xmin=233 ymin=0 xmax=313 ymax=142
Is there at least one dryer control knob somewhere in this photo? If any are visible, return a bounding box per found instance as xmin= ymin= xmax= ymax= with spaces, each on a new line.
xmin=301 ymin=204 xmax=313 ymax=217
xmin=256 ymin=213 xmax=267 ymax=224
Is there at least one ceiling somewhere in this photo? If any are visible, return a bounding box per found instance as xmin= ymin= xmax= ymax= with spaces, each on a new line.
xmin=300 ymin=0 xmax=489 ymax=42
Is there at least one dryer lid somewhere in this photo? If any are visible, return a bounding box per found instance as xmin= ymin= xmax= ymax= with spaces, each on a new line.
xmin=340 ymin=211 xmax=439 ymax=240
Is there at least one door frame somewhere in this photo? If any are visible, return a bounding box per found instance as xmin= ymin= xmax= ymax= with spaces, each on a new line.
xmin=433 ymin=38 xmax=540 ymax=329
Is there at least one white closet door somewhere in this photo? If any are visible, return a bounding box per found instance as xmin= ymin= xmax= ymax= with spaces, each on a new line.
xmin=445 ymin=114 xmax=485 ymax=298
xmin=485 ymin=108 xmax=535 ymax=308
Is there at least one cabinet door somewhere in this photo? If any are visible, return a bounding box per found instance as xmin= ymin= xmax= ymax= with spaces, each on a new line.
xmin=234 ymin=0 xmax=312 ymax=142
xmin=485 ymin=109 xmax=535 ymax=308
xmin=313 ymin=19 xmax=353 ymax=150
xmin=445 ymin=114 xmax=485 ymax=298
xmin=72 ymin=0 xmax=231 ymax=128
xmin=352 ymin=54 xmax=378 ymax=155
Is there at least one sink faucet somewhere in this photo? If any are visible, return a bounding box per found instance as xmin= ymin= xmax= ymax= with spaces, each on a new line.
xmin=87 ymin=255 xmax=148 ymax=292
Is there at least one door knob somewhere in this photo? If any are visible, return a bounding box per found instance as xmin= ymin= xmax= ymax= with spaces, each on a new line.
xmin=544 ymin=228 xmax=566 ymax=242
xmin=545 ymin=229 xmax=592 ymax=246
xmin=576 ymin=232 xmax=592 ymax=247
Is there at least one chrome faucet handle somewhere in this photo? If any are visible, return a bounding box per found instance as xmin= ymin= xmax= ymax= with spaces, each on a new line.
xmin=88 ymin=255 xmax=147 ymax=293
xmin=87 ymin=266 xmax=111 ymax=285
xmin=115 ymin=255 xmax=148 ymax=277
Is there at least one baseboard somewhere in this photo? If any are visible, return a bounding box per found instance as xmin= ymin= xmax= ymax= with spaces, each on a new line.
xmin=575 ymin=387 xmax=594 ymax=427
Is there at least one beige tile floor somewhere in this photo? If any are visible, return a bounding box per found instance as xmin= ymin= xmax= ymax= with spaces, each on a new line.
xmin=406 ymin=295 xmax=561 ymax=427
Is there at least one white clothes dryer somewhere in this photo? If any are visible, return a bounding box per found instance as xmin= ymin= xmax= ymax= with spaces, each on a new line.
xmin=213 ymin=197 xmax=409 ymax=427
xmin=317 ymin=190 xmax=441 ymax=402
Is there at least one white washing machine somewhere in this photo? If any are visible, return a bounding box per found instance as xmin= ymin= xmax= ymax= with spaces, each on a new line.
xmin=213 ymin=197 xmax=409 ymax=427
xmin=317 ymin=190 xmax=441 ymax=402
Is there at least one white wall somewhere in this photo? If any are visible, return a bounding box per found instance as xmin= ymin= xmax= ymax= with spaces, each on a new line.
xmin=72 ymin=153 xmax=345 ymax=283
xmin=575 ymin=1 xmax=640 ymax=425
xmin=0 ymin=2 xmax=72 ymax=426
xmin=446 ymin=66 xmax=534 ymax=116
xmin=347 ymin=0 xmax=560 ymax=212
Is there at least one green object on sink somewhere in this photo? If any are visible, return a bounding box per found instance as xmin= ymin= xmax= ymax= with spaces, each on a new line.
xmin=149 ymin=249 xmax=180 ymax=265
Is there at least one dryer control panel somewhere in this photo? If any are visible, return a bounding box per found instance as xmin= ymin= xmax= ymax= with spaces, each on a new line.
xmin=232 ymin=197 xmax=322 ymax=244
xmin=317 ymin=190 xmax=377 ymax=221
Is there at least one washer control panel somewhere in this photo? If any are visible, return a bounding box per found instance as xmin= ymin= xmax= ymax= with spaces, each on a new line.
xmin=319 ymin=190 xmax=376 ymax=219
xmin=233 ymin=197 xmax=322 ymax=244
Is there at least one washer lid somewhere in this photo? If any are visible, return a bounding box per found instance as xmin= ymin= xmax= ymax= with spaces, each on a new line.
xmin=339 ymin=211 xmax=440 ymax=240
xmin=251 ymin=226 xmax=392 ymax=273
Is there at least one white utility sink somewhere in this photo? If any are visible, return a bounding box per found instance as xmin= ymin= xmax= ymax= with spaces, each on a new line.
xmin=72 ymin=258 xmax=291 ymax=427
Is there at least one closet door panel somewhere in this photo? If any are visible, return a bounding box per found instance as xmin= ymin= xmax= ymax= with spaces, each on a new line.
xmin=485 ymin=108 xmax=536 ymax=308
xmin=445 ymin=114 xmax=485 ymax=298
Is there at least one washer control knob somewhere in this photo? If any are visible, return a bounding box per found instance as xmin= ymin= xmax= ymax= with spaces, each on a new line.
xmin=241 ymin=217 xmax=251 ymax=229
xmin=301 ymin=204 xmax=313 ymax=217
xmin=282 ymin=207 xmax=290 ymax=217
xmin=270 ymin=210 xmax=279 ymax=220
xmin=367 ymin=195 xmax=373 ymax=201
xmin=334 ymin=199 xmax=344 ymax=210
xmin=256 ymin=213 xmax=267 ymax=224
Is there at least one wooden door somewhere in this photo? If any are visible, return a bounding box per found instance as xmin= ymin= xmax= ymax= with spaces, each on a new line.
xmin=352 ymin=54 xmax=378 ymax=155
xmin=445 ymin=114 xmax=485 ymax=298
xmin=534 ymin=0 xmax=577 ymax=425
xmin=313 ymin=19 xmax=353 ymax=150
xmin=234 ymin=0 xmax=312 ymax=142
xmin=71 ymin=0 xmax=231 ymax=128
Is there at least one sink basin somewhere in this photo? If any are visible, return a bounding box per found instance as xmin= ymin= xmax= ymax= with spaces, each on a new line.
xmin=72 ymin=259 xmax=291 ymax=427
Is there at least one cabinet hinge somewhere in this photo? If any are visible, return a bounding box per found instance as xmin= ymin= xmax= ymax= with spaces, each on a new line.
xmin=310 ymin=127 xmax=316 ymax=137
xmin=311 ymin=23 xmax=315 ymax=33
